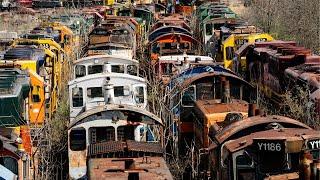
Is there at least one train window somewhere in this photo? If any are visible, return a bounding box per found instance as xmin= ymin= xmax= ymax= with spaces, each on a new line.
xmin=161 ymin=63 xmax=173 ymax=75
xmin=152 ymin=44 xmax=160 ymax=53
xmin=72 ymin=87 xmax=83 ymax=107
xmin=236 ymin=153 xmax=255 ymax=180
xmin=163 ymin=43 xmax=171 ymax=49
xmin=182 ymin=86 xmax=196 ymax=107
xmin=90 ymin=127 xmax=115 ymax=143
xmin=226 ymin=47 xmax=234 ymax=60
xmin=75 ymin=65 xmax=86 ymax=78
xmin=0 ymin=156 xmax=18 ymax=175
xmin=88 ymin=65 xmax=103 ymax=75
xmin=179 ymin=43 xmax=190 ymax=50
xmin=140 ymin=126 xmax=157 ymax=142
xmin=31 ymin=86 xmax=41 ymax=103
xmin=111 ymin=65 xmax=124 ymax=73
xmin=256 ymin=144 xmax=286 ymax=174
xmin=134 ymin=86 xmax=145 ymax=103
xmin=117 ymin=126 xmax=135 ymax=141
xmin=235 ymin=39 xmax=248 ymax=47
xmin=311 ymin=150 xmax=320 ymax=160
xmin=236 ymin=154 xmax=254 ymax=167
xmin=196 ymin=83 xmax=214 ymax=100
xmin=231 ymin=85 xmax=241 ymax=99
xmin=23 ymin=158 xmax=27 ymax=179
xmin=107 ymin=10 xmax=113 ymax=15
xmin=69 ymin=128 xmax=86 ymax=151
xmin=127 ymin=65 xmax=138 ymax=76
xmin=255 ymin=38 xmax=267 ymax=42
xmin=87 ymin=87 xmax=103 ymax=98
xmin=205 ymin=23 xmax=213 ymax=35
xmin=114 ymin=86 xmax=124 ymax=97
xmin=64 ymin=35 xmax=71 ymax=45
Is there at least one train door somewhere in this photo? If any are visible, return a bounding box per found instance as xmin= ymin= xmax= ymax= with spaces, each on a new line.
xmin=232 ymin=150 xmax=255 ymax=180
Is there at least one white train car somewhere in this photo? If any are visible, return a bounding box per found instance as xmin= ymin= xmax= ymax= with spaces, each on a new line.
xmin=73 ymin=54 xmax=139 ymax=79
xmin=69 ymin=73 xmax=147 ymax=120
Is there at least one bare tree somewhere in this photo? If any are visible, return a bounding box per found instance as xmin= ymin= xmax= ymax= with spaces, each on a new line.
xmin=245 ymin=0 xmax=320 ymax=54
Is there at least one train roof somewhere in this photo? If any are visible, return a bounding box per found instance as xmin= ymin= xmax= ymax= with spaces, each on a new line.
xmin=148 ymin=26 xmax=192 ymax=42
xmin=214 ymin=115 xmax=311 ymax=144
xmin=74 ymin=54 xmax=138 ymax=65
xmin=159 ymin=55 xmax=213 ymax=62
xmin=195 ymin=99 xmax=249 ymax=119
xmin=285 ymin=58 xmax=320 ymax=101
xmin=179 ymin=71 xmax=253 ymax=90
xmin=88 ymin=156 xmax=173 ymax=179
xmin=88 ymin=43 xmax=132 ymax=49
xmin=167 ymin=65 xmax=237 ymax=89
xmin=0 ymin=68 xmax=30 ymax=127
xmin=222 ymin=128 xmax=320 ymax=153
xmin=149 ymin=32 xmax=199 ymax=44
xmin=69 ymin=104 xmax=163 ymax=129
xmin=4 ymin=46 xmax=46 ymax=62
xmin=68 ymin=72 xmax=145 ymax=86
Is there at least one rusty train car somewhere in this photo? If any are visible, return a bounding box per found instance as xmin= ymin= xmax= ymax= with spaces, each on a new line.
xmin=68 ymin=14 xmax=173 ymax=179
xmin=0 ymin=12 xmax=94 ymax=179
xmin=234 ymin=40 xmax=320 ymax=113
xmin=166 ymin=63 xmax=320 ymax=179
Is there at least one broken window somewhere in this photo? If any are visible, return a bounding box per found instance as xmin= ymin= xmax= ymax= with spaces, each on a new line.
xmin=114 ymin=86 xmax=130 ymax=97
xmin=90 ymin=127 xmax=115 ymax=143
xmin=127 ymin=65 xmax=138 ymax=76
xmin=205 ymin=23 xmax=213 ymax=35
xmin=135 ymin=86 xmax=144 ymax=103
xmin=75 ymin=65 xmax=86 ymax=78
xmin=111 ymin=65 xmax=124 ymax=73
xmin=87 ymin=87 xmax=103 ymax=98
xmin=182 ymin=85 xmax=196 ymax=107
xmin=72 ymin=87 xmax=83 ymax=107
xmin=226 ymin=46 xmax=234 ymax=60
xmin=88 ymin=65 xmax=103 ymax=75
xmin=117 ymin=126 xmax=135 ymax=141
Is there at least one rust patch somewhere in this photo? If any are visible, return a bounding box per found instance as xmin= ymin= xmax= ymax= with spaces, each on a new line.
xmin=88 ymin=157 xmax=173 ymax=180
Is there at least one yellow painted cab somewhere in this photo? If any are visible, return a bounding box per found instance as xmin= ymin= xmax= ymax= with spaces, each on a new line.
xmin=38 ymin=22 xmax=74 ymax=56
xmin=2 ymin=45 xmax=56 ymax=122
xmin=222 ymin=33 xmax=273 ymax=69
xmin=13 ymin=38 xmax=64 ymax=98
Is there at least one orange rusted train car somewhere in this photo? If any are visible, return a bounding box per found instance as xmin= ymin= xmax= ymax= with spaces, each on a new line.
xmin=235 ymin=40 xmax=320 ymax=115
xmin=167 ymin=63 xmax=320 ymax=179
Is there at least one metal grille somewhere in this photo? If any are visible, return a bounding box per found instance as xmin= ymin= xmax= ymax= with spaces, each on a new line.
xmin=126 ymin=140 xmax=163 ymax=154
xmin=88 ymin=141 xmax=124 ymax=156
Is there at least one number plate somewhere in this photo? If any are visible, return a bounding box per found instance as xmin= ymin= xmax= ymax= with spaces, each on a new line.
xmin=307 ymin=139 xmax=320 ymax=150
xmin=254 ymin=140 xmax=285 ymax=152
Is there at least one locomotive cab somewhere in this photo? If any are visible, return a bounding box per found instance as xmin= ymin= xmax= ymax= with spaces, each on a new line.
xmin=221 ymin=128 xmax=320 ymax=180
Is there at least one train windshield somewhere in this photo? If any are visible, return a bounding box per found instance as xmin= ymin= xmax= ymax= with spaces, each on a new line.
xmin=69 ymin=128 xmax=86 ymax=151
